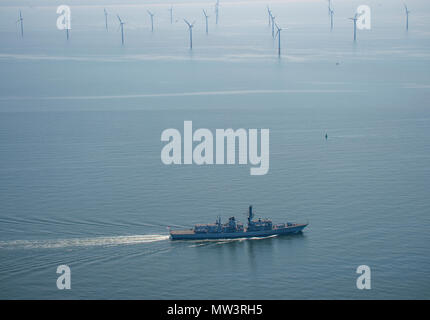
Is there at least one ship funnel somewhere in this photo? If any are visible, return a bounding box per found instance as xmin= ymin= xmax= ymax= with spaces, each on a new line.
xmin=248 ymin=205 xmax=254 ymax=223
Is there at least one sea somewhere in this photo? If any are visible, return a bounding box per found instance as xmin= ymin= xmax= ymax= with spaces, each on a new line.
xmin=0 ymin=0 xmax=429 ymax=299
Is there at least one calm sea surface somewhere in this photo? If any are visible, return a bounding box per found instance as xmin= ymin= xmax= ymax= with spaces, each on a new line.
xmin=0 ymin=1 xmax=429 ymax=299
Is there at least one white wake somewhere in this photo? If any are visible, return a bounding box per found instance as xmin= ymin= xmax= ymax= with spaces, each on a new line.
xmin=0 ymin=234 xmax=170 ymax=250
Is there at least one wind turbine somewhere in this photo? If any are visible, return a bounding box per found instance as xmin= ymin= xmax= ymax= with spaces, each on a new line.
xmin=215 ymin=0 xmax=219 ymax=25
xmin=104 ymin=8 xmax=108 ymax=31
xmin=169 ymin=6 xmax=173 ymax=24
xmin=184 ymin=19 xmax=195 ymax=49
xmin=203 ymin=9 xmax=209 ymax=34
xmin=117 ymin=15 xmax=125 ymax=45
xmin=329 ymin=7 xmax=334 ymax=31
xmin=65 ymin=19 xmax=70 ymax=40
xmin=271 ymin=14 xmax=276 ymax=38
xmin=147 ymin=10 xmax=155 ymax=32
xmin=267 ymin=6 xmax=271 ymax=26
xmin=404 ymin=4 xmax=410 ymax=31
xmin=275 ymin=23 xmax=283 ymax=57
xmin=349 ymin=13 xmax=358 ymax=42
xmin=17 ymin=10 xmax=24 ymax=38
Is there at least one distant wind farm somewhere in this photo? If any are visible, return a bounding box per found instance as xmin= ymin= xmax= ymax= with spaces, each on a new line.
xmin=12 ymin=1 xmax=413 ymax=54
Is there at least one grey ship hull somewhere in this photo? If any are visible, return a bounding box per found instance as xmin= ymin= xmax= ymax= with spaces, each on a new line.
xmin=170 ymin=224 xmax=308 ymax=240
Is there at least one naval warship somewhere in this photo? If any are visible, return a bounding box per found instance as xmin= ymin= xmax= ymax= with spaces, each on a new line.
xmin=169 ymin=206 xmax=308 ymax=240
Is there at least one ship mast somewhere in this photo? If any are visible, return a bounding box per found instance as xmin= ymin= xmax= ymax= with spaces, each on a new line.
xmin=216 ymin=215 xmax=221 ymax=231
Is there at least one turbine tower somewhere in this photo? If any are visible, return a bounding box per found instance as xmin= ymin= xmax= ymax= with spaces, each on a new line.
xmin=169 ymin=6 xmax=173 ymax=24
xmin=404 ymin=4 xmax=410 ymax=31
xmin=117 ymin=15 xmax=125 ymax=45
xmin=329 ymin=7 xmax=334 ymax=31
xmin=147 ymin=10 xmax=155 ymax=32
xmin=349 ymin=13 xmax=358 ymax=41
xmin=275 ymin=23 xmax=283 ymax=57
xmin=64 ymin=11 xmax=71 ymax=40
xmin=184 ymin=19 xmax=195 ymax=49
xmin=215 ymin=0 xmax=219 ymax=25
xmin=203 ymin=9 xmax=209 ymax=34
xmin=104 ymin=8 xmax=108 ymax=31
xmin=17 ymin=10 xmax=24 ymax=38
